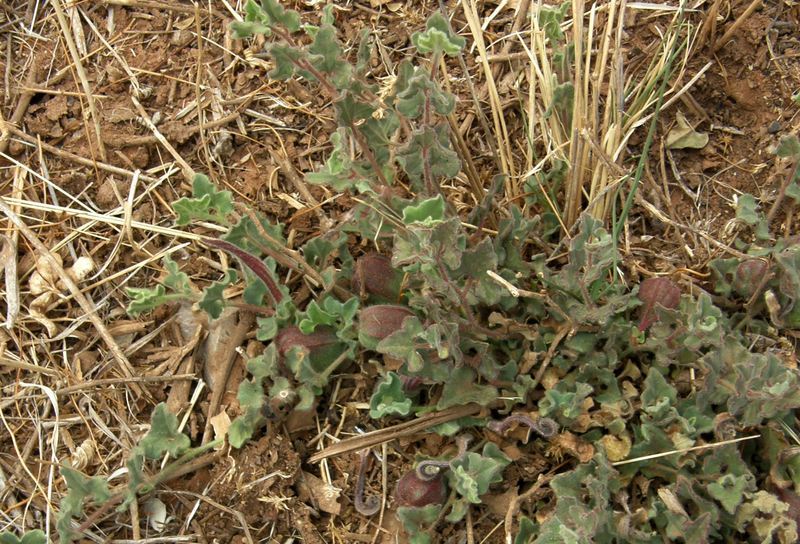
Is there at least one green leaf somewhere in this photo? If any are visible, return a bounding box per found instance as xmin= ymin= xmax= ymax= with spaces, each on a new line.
xmin=537 ymin=1 xmax=570 ymax=42
xmin=173 ymin=174 xmax=233 ymax=226
xmin=299 ymin=299 xmax=337 ymax=333
xmin=229 ymin=408 xmax=262 ymax=448
xmin=397 ymin=504 xmax=442 ymax=543
xmin=0 ymin=531 xmax=46 ymax=544
xmin=396 ymin=71 xmax=455 ymax=118
xmin=640 ymin=368 xmax=678 ymax=422
xmin=539 ymin=381 xmax=594 ymax=426
xmin=139 ymin=403 xmax=191 ymax=459
xmin=448 ymin=442 xmax=510 ymax=503
xmin=62 ymin=466 xmax=111 ymax=506
xmin=126 ymin=257 xmax=195 ymax=316
xmin=230 ymin=0 xmax=271 ymax=39
xmin=126 ymin=284 xmax=167 ymax=316
xmin=786 ymin=182 xmax=800 ymax=204
xmin=256 ymin=316 xmax=279 ymax=341
xmin=411 ymin=12 xmax=466 ymax=56
xmin=335 ymin=91 xmax=376 ymax=125
xmin=735 ymin=193 xmax=762 ymax=226
xmin=238 ymin=379 xmax=266 ymax=411
xmin=735 ymin=491 xmax=798 ymax=543
xmin=515 ymin=517 xmax=537 ymax=544
xmin=402 ymin=195 xmax=446 ymax=225
xmin=223 ymin=213 xmax=286 ymax=253
xmin=445 ymin=498 xmax=469 ymax=522
xmin=59 ymin=465 xmax=112 ymax=542
xmin=123 ymin=450 xmax=146 ymax=508
xmin=544 ymin=82 xmax=574 ymax=125
xmin=355 ymin=28 xmax=372 ymax=74
xmin=535 ymin=456 xmax=620 ymax=543
xmin=776 ymin=135 xmax=800 ymax=159
xmin=436 ymin=367 xmax=498 ymax=409
xmin=260 ymin=0 xmax=300 ymax=32
xmin=296 ymin=383 xmax=316 ymax=411
xmin=397 ymin=126 xmax=461 ymax=187
xmin=162 ymin=257 xmax=193 ymax=294
xmin=375 ymin=316 xmax=426 ymax=371
xmin=267 ymin=43 xmax=305 ymax=80
xmin=243 ymin=343 xmax=280 ymax=384
xmin=198 ymin=269 xmax=237 ymax=319
xmin=305 ymin=130 xmax=375 ymax=192
xmin=708 ymin=474 xmax=749 ymax=514
xmin=370 ymin=372 xmax=413 ymax=418
xmin=307 ymin=22 xmax=351 ymax=85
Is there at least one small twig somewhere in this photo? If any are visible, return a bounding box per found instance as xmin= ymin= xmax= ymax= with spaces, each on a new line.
xmin=611 ymin=434 xmax=760 ymax=466
xmin=273 ymin=152 xmax=331 ymax=230
xmin=504 ymin=470 xmax=559 ymax=543
xmin=74 ymin=445 xmax=225 ymax=537
xmin=51 ymin=0 xmax=107 ymax=162
xmin=766 ymin=160 xmax=800 ymax=225
xmin=130 ymin=95 xmax=194 ymax=181
xmin=308 ymin=403 xmax=487 ymax=463
xmin=0 ymin=235 xmax=19 ymax=328
xmin=712 ymin=0 xmax=763 ymax=53
xmin=6 ymin=127 xmax=161 ymax=183
xmin=100 ymin=0 xmax=224 ymax=16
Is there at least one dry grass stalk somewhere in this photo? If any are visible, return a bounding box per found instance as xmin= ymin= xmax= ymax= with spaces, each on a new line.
xmin=520 ymin=2 xmax=700 ymax=230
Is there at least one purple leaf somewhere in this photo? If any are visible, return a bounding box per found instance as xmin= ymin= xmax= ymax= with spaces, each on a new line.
xmin=204 ymin=237 xmax=283 ymax=306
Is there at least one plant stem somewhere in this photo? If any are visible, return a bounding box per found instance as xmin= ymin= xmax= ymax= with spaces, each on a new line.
xmin=269 ymin=26 xmax=392 ymax=189
xmin=766 ymin=159 xmax=800 ymax=225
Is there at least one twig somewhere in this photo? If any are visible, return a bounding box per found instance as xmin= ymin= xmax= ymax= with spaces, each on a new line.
xmin=712 ymin=0 xmax=763 ymax=53
xmin=308 ymin=403 xmax=486 ymax=463
xmin=766 ymin=160 xmax=800 ymax=225
xmin=613 ymin=435 xmax=761 ymax=466
xmin=51 ymin=0 xmax=107 ymax=162
xmin=99 ymin=0 xmax=223 ymax=16
xmin=7 ymin=126 xmax=161 ymax=183
xmin=130 ymin=95 xmax=194 ymax=181
xmin=504 ymin=471 xmax=558 ymax=544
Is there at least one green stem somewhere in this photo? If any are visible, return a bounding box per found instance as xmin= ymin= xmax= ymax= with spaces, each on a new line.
xmin=611 ymin=5 xmax=686 ymax=258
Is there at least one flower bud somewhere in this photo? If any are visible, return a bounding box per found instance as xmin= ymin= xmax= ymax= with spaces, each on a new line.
xmin=275 ymin=326 xmax=345 ymax=369
xmin=395 ymin=469 xmax=447 ymax=508
xmin=733 ymin=258 xmax=770 ymax=298
xmin=352 ymin=253 xmax=404 ymax=302
xmin=358 ymin=305 xmax=415 ymax=349
xmin=637 ymin=277 xmax=681 ymax=331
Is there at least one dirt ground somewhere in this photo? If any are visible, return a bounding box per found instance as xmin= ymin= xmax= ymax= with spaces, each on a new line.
xmin=0 ymin=0 xmax=799 ymax=543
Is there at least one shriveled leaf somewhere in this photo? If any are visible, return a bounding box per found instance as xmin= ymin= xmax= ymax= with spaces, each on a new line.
xmin=665 ymin=111 xmax=708 ymax=150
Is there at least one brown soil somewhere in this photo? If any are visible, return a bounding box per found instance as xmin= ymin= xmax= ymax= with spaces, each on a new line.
xmin=0 ymin=1 xmax=798 ymax=543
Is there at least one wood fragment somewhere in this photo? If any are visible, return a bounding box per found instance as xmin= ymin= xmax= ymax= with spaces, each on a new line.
xmin=307 ymin=403 xmax=484 ymax=463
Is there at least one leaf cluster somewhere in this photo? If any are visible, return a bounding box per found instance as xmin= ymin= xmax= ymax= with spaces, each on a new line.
xmin=119 ymin=4 xmax=800 ymax=543
xmin=56 ymin=404 xmax=203 ymax=543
